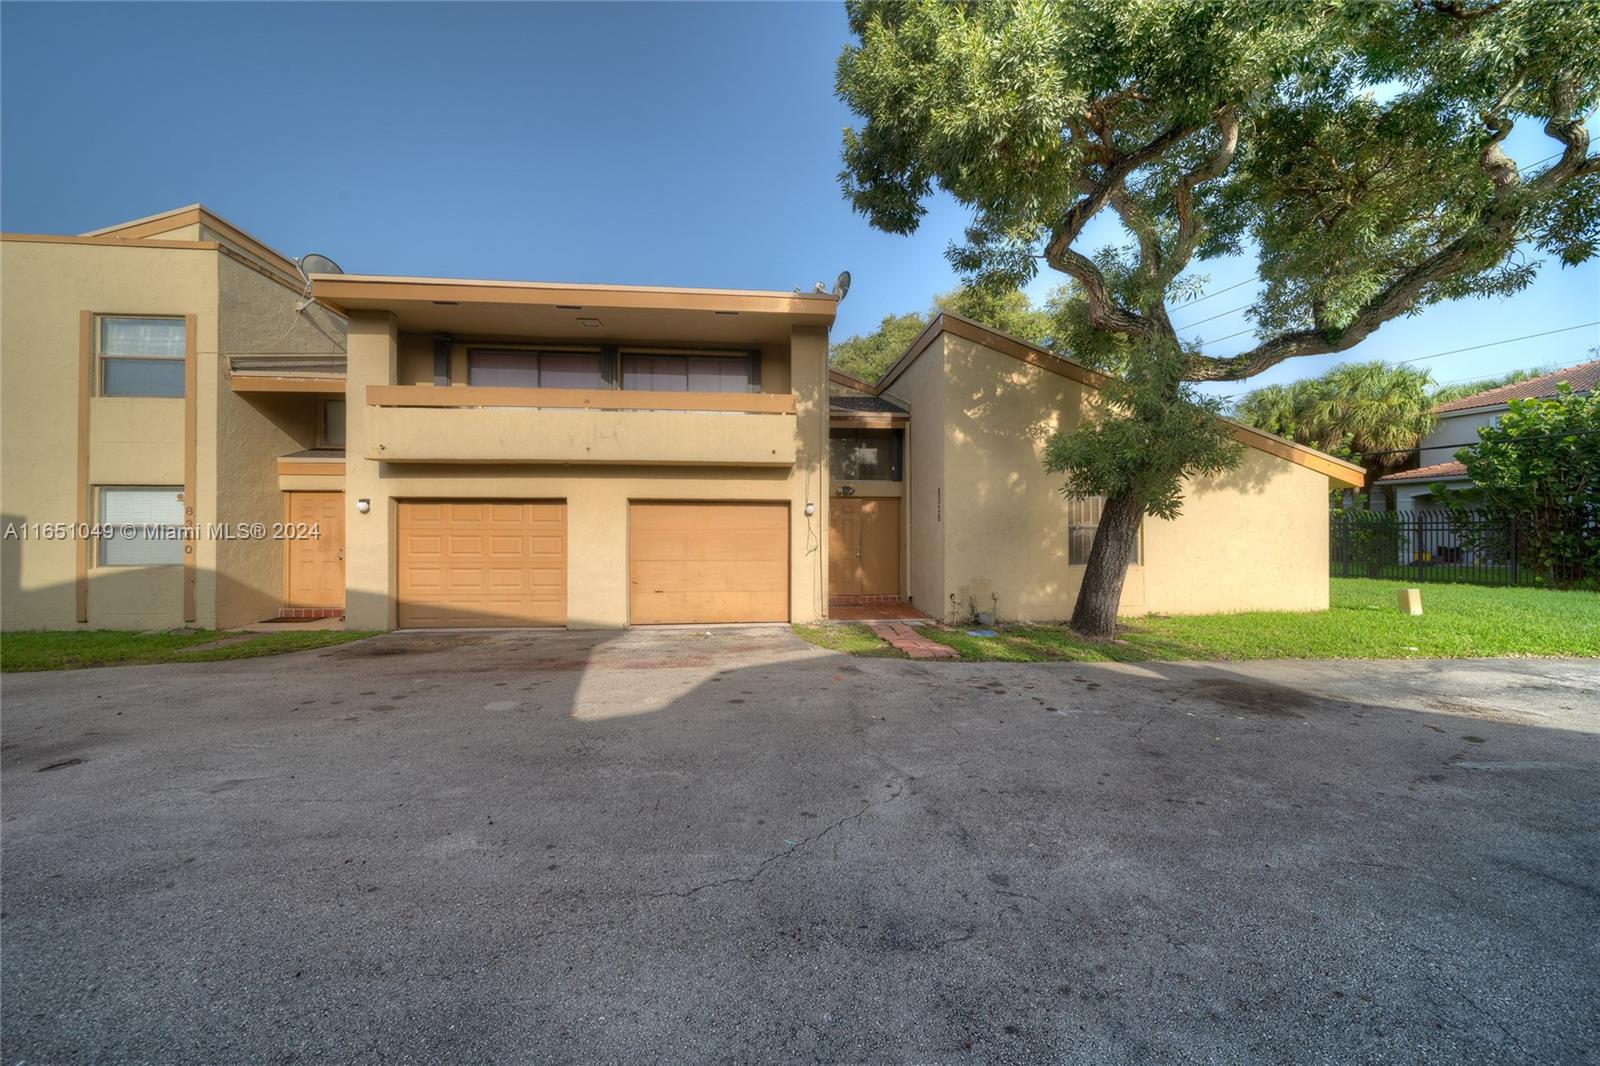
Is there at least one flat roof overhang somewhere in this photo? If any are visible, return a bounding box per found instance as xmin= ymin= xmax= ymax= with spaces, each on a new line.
xmin=311 ymin=274 xmax=838 ymax=345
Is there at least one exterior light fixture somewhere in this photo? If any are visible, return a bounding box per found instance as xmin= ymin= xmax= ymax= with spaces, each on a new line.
xmin=804 ymin=502 xmax=817 ymax=517
xmin=356 ymin=499 xmax=371 ymax=514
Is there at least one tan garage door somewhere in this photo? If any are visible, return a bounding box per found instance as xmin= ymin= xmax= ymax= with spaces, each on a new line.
xmin=397 ymin=500 xmax=566 ymax=628
xmin=629 ymin=502 xmax=788 ymax=624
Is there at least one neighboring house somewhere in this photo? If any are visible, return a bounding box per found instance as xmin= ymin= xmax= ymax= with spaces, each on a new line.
xmin=1 ymin=206 xmax=347 ymax=630
xmin=2 ymin=206 xmax=1362 ymax=632
xmin=1372 ymin=359 xmax=1600 ymax=511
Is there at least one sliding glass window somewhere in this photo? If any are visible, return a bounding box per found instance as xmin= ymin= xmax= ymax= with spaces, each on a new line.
xmin=621 ymin=352 xmax=755 ymax=393
xmin=467 ymin=349 xmax=604 ymax=389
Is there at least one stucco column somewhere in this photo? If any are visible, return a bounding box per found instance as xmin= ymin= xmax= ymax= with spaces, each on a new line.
xmin=343 ymin=311 xmax=397 ymax=630
xmin=790 ymin=324 xmax=829 ymax=623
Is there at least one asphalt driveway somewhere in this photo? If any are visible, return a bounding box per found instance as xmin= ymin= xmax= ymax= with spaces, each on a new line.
xmin=2 ymin=628 xmax=1597 ymax=1064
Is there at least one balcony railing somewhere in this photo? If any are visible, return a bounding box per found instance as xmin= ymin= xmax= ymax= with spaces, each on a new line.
xmin=363 ymin=385 xmax=798 ymax=466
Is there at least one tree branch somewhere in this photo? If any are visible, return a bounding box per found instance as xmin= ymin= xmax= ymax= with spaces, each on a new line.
xmin=1045 ymin=121 xmax=1198 ymax=262
xmin=1157 ymin=107 xmax=1240 ymax=292
xmin=1182 ymin=82 xmax=1595 ymax=382
xmin=1533 ymin=75 xmax=1596 ymax=188
xmin=1054 ymin=247 xmax=1160 ymax=338
xmin=1041 ymin=119 xmax=1201 ymax=341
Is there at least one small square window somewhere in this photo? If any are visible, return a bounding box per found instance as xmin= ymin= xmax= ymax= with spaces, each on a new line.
xmin=98 ymin=486 xmax=185 ymax=566
xmin=98 ymin=317 xmax=185 ymax=397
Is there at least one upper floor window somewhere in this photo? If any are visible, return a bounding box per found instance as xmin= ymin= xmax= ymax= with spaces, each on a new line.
xmin=830 ymin=428 xmax=902 ymax=481
xmin=621 ymin=351 xmax=756 ymax=393
xmin=468 ymin=348 xmax=605 ymax=389
xmin=99 ymin=316 xmax=185 ymax=397
xmin=1067 ymin=495 xmax=1140 ymax=566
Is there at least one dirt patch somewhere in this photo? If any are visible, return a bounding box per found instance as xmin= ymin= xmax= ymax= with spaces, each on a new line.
xmin=1186 ymin=678 xmax=1314 ymax=719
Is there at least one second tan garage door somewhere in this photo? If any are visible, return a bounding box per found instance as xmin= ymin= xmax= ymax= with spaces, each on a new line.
xmin=397 ymin=500 xmax=566 ymax=627
xmin=629 ymin=502 xmax=788 ymax=624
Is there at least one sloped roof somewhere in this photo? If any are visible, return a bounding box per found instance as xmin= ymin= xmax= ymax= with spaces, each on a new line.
xmin=830 ymin=394 xmax=907 ymax=415
xmin=1434 ymin=359 xmax=1600 ymax=414
xmin=856 ymin=312 xmax=1365 ymax=489
xmin=1374 ymin=459 xmax=1472 ymax=484
xmin=78 ymin=203 xmax=303 ymax=280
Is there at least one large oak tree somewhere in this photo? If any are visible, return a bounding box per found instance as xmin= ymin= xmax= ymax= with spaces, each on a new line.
xmin=836 ymin=0 xmax=1600 ymax=637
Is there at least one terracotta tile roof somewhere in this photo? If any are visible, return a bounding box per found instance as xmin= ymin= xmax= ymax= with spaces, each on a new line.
xmin=1374 ymin=459 xmax=1471 ymax=484
xmin=1433 ymin=359 xmax=1600 ymax=414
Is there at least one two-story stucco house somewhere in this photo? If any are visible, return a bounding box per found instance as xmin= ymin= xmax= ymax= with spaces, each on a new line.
xmin=2 ymin=206 xmax=1364 ymax=633
xmin=1372 ymin=359 xmax=1600 ymax=511
xmin=1 ymin=206 xmax=347 ymax=631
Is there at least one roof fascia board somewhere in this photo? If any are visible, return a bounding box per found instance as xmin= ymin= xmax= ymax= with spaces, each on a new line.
xmin=311 ymin=275 xmax=837 ymax=321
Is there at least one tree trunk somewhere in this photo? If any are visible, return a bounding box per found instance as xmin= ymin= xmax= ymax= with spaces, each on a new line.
xmin=1069 ymin=489 xmax=1146 ymax=639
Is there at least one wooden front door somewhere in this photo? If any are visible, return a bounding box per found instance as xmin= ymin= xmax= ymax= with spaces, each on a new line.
xmin=829 ymin=497 xmax=901 ymax=597
xmin=285 ymin=492 xmax=345 ymax=608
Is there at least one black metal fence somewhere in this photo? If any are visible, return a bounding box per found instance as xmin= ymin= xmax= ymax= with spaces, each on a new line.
xmin=1330 ymin=509 xmax=1526 ymax=586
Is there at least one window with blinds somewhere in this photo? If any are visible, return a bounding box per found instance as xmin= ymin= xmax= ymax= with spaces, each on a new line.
xmin=621 ymin=352 xmax=755 ymax=393
xmin=1068 ymin=496 xmax=1140 ymax=566
xmin=98 ymin=487 xmax=185 ymax=566
xmin=466 ymin=349 xmax=605 ymax=389
xmin=99 ymin=317 xmax=185 ymax=397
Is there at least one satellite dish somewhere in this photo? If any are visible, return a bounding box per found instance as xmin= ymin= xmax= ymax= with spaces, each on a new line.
xmin=293 ymin=253 xmax=343 ymax=313
xmin=297 ymin=253 xmax=343 ymax=279
xmin=832 ymin=270 xmax=851 ymax=301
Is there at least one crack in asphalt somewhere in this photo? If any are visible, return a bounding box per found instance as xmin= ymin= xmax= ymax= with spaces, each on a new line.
xmin=643 ymin=778 xmax=909 ymax=900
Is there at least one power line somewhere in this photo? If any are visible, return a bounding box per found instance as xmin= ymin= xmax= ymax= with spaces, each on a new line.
xmin=1175 ymin=301 xmax=1253 ymax=330
xmin=1173 ymin=277 xmax=1255 ymax=308
xmin=1398 ymin=322 xmax=1600 ymax=364
xmin=1198 ymin=324 xmax=1257 ymax=346
xmin=1203 ymin=320 xmax=1600 ymax=358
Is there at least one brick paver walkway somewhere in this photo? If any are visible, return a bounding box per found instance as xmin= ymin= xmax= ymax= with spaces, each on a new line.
xmin=867 ymin=621 xmax=958 ymax=660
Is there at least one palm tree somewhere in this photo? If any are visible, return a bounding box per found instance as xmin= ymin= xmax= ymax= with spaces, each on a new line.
xmin=1234 ymin=363 xmax=1438 ymax=493
xmin=1302 ymin=363 xmax=1437 ymax=473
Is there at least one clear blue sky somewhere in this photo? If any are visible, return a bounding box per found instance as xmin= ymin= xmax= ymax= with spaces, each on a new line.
xmin=4 ymin=2 xmax=1595 ymax=403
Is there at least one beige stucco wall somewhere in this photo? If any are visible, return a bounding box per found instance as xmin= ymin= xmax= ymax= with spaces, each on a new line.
xmin=899 ymin=333 xmax=1335 ymax=623
xmin=882 ymin=338 xmax=947 ymax=616
xmin=366 ymin=405 xmax=798 ymax=466
xmin=213 ymin=255 xmax=344 ymax=628
xmin=1 ymin=240 xmax=217 ymax=630
xmin=343 ymin=313 xmax=828 ymax=630
xmin=1141 ymin=449 xmax=1330 ymax=614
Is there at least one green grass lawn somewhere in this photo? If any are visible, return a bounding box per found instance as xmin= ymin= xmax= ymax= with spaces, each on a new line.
xmin=797 ymin=579 xmax=1600 ymax=663
xmin=0 ymin=629 xmax=377 ymax=672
